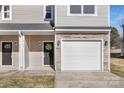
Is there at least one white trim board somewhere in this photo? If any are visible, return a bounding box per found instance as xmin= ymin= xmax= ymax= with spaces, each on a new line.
xmin=0 ymin=30 xmax=54 ymax=32
xmin=55 ymin=29 xmax=111 ymax=32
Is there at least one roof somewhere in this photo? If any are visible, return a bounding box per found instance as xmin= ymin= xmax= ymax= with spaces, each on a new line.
xmin=0 ymin=23 xmax=53 ymax=30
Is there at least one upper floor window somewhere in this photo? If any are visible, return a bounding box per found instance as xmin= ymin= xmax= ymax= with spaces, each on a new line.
xmin=44 ymin=5 xmax=53 ymax=20
xmin=70 ymin=5 xmax=82 ymax=14
xmin=2 ymin=5 xmax=12 ymax=20
xmin=68 ymin=5 xmax=97 ymax=16
xmin=83 ymin=5 xmax=95 ymax=14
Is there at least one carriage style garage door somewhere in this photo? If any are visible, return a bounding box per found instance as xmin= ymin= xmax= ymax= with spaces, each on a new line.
xmin=61 ymin=40 xmax=102 ymax=71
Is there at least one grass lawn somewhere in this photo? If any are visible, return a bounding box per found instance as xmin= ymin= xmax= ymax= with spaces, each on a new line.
xmin=111 ymin=57 xmax=124 ymax=78
xmin=0 ymin=75 xmax=54 ymax=88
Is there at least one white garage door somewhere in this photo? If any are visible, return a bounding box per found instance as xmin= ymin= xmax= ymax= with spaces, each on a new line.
xmin=61 ymin=40 xmax=102 ymax=71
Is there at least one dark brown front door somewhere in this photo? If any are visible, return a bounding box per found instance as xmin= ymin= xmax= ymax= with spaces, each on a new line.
xmin=2 ymin=42 xmax=12 ymax=65
xmin=44 ymin=42 xmax=54 ymax=65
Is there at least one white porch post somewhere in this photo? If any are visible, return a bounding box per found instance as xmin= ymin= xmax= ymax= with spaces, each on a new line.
xmin=19 ymin=31 xmax=25 ymax=70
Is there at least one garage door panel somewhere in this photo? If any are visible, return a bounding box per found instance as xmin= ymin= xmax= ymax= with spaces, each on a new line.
xmin=61 ymin=40 xmax=102 ymax=71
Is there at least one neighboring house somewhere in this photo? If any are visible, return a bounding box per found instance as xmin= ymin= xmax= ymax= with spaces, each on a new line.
xmin=0 ymin=5 xmax=110 ymax=72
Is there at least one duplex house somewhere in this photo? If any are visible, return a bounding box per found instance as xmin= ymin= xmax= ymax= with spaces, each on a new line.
xmin=0 ymin=5 xmax=110 ymax=72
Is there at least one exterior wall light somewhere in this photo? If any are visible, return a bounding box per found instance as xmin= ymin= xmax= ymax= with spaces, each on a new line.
xmin=14 ymin=41 xmax=18 ymax=45
xmin=104 ymin=41 xmax=108 ymax=46
xmin=57 ymin=40 xmax=60 ymax=47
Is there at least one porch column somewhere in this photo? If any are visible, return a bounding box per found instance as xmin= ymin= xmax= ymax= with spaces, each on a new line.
xmin=19 ymin=31 xmax=25 ymax=70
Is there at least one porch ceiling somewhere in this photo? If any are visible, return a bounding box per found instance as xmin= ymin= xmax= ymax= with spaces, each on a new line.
xmin=0 ymin=23 xmax=54 ymax=35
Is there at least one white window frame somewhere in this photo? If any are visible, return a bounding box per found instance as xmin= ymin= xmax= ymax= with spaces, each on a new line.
xmin=67 ymin=5 xmax=97 ymax=16
xmin=2 ymin=5 xmax=12 ymax=20
xmin=44 ymin=5 xmax=53 ymax=21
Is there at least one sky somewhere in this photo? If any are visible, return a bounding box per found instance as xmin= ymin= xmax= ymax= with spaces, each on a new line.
xmin=110 ymin=5 xmax=124 ymax=37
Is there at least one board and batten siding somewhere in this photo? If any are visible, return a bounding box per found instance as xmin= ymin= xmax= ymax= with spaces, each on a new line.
xmin=0 ymin=5 xmax=49 ymax=23
xmin=55 ymin=5 xmax=109 ymax=27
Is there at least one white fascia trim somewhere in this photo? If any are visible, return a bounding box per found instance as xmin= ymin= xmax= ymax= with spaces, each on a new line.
xmin=67 ymin=5 xmax=97 ymax=16
xmin=0 ymin=30 xmax=54 ymax=32
xmin=21 ymin=30 xmax=54 ymax=32
xmin=2 ymin=5 xmax=12 ymax=20
xmin=55 ymin=29 xmax=111 ymax=32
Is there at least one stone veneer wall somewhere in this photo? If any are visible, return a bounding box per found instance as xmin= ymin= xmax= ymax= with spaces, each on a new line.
xmin=55 ymin=33 xmax=109 ymax=72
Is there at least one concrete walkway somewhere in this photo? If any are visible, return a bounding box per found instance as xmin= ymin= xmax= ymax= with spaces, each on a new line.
xmin=0 ymin=70 xmax=55 ymax=77
xmin=55 ymin=72 xmax=124 ymax=88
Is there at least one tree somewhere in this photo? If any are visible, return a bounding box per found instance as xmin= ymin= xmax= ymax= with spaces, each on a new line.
xmin=110 ymin=27 xmax=121 ymax=48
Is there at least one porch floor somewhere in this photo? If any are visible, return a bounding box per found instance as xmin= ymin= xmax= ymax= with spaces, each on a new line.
xmin=0 ymin=70 xmax=55 ymax=77
xmin=26 ymin=66 xmax=55 ymax=71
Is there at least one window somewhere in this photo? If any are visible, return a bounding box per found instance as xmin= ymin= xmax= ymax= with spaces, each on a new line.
xmin=83 ymin=5 xmax=95 ymax=14
xmin=2 ymin=5 xmax=12 ymax=20
xmin=44 ymin=5 xmax=53 ymax=20
xmin=68 ymin=5 xmax=97 ymax=16
xmin=70 ymin=5 xmax=81 ymax=14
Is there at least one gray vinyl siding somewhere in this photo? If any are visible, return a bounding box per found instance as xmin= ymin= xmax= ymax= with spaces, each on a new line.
xmin=55 ymin=5 xmax=109 ymax=27
xmin=0 ymin=5 xmax=49 ymax=23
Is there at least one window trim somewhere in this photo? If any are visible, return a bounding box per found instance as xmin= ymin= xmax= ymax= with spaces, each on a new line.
xmin=67 ymin=5 xmax=97 ymax=16
xmin=2 ymin=5 xmax=12 ymax=20
xmin=44 ymin=5 xmax=53 ymax=21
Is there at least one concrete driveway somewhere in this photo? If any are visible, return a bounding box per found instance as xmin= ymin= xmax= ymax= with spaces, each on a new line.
xmin=55 ymin=72 xmax=124 ymax=88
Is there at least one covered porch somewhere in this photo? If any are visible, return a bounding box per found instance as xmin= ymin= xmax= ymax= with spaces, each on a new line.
xmin=0 ymin=23 xmax=55 ymax=71
xmin=24 ymin=35 xmax=55 ymax=70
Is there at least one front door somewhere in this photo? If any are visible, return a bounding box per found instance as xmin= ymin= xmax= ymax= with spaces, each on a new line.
xmin=2 ymin=42 xmax=12 ymax=65
xmin=44 ymin=42 xmax=54 ymax=65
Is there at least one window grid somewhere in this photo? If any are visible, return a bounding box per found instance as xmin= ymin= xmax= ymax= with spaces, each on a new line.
xmin=68 ymin=5 xmax=97 ymax=16
xmin=44 ymin=5 xmax=53 ymax=20
xmin=2 ymin=5 xmax=12 ymax=20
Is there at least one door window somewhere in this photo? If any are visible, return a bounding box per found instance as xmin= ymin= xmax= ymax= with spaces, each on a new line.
xmin=44 ymin=42 xmax=54 ymax=65
xmin=2 ymin=42 xmax=12 ymax=65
